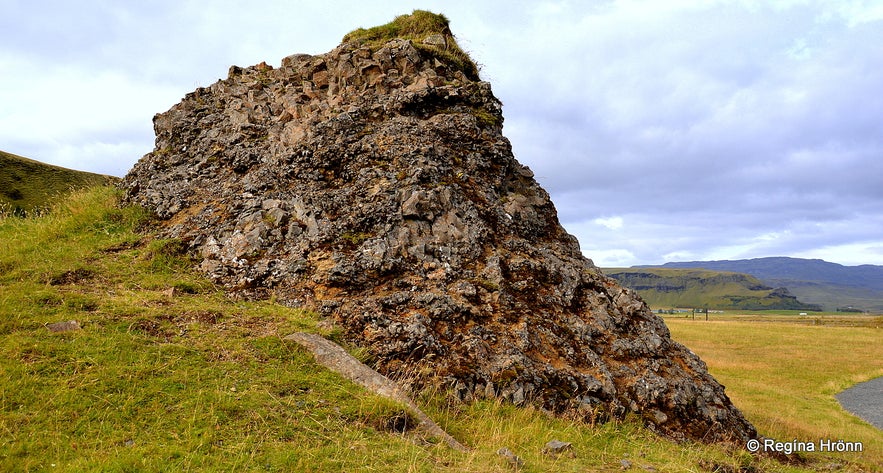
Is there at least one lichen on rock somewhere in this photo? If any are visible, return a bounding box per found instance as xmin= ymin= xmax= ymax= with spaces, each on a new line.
xmin=122 ymin=11 xmax=758 ymax=444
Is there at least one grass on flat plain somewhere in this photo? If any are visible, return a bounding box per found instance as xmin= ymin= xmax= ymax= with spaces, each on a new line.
xmin=0 ymin=186 xmax=878 ymax=471
xmin=666 ymin=315 xmax=883 ymax=470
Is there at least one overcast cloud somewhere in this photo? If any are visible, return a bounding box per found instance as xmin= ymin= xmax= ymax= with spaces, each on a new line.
xmin=2 ymin=0 xmax=882 ymax=267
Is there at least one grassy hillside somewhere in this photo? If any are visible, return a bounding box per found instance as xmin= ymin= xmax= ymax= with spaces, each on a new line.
xmin=604 ymin=267 xmax=821 ymax=311
xmin=0 ymin=150 xmax=116 ymax=216
xmin=0 ymin=186 xmax=878 ymax=471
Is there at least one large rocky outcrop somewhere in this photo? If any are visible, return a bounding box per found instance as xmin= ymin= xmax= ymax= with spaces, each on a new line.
xmin=122 ymin=11 xmax=757 ymax=443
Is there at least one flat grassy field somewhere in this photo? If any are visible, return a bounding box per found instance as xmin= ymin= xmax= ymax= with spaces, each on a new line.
xmin=665 ymin=314 xmax=883 ymax=470
xmin=1 ymin=186 xmax=879 ymax=472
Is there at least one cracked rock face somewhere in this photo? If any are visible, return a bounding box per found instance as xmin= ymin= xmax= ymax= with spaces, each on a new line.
xmin=122 ymin=29 xmax=757 ymax=443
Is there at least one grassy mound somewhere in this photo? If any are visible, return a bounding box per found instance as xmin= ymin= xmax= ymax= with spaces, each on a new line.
xmin=0 ymin=151 xmax=117 ymax=217
xmin=342 ymin=10 xmax=480 ymax=81
xmin=0 ymin=186 xmax=876 ymax=471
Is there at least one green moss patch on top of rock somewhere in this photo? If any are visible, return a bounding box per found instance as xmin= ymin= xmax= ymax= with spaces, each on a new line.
xmin=342 ymin=10 xmax=479 ymax=81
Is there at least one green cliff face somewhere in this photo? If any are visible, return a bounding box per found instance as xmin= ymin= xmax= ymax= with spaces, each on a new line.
xmin=604 ymin=267 xmax=822 ymax=311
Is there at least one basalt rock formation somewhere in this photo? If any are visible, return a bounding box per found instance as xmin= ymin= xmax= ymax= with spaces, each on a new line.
xmin=122 ymin=11 xmax=757 ymax=443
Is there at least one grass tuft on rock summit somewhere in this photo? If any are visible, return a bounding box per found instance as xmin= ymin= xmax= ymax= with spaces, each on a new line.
xmin=343 ymin=10 xmax=480 ymax=80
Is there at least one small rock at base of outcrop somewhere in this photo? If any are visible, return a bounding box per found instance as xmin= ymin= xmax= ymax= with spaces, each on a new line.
xmin=46 ymin=320 xmax=81 ymax=333
xmin=284 ymin=332 xmax=468 ymax=452
xmin=497 ymin=447 xmax=524 ymax=468
xmin=542 ymin=439 xmax=573 ymax=456
xmin=620 ymin=458 xmax=633 ymax=470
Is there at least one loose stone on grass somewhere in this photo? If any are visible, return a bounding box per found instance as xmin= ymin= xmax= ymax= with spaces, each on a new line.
xmin=497 ymin=447 xmax=524 ymax=468
xmin=542 ymin=439 xmax=573 ymax=456
xmin=46 ymin=320 xmax=81 ymax=332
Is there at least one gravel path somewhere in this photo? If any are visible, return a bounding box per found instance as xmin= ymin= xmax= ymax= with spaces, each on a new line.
xmin=836 ymin=376 xmax=883 ymax=430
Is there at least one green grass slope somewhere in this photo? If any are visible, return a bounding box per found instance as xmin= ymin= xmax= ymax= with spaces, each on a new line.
xmin=0 ymin=150 xmax=117 ymax=216
xmin=0 ymin=186 xmax=872 ymax=471
xmin=604 ymin=267 xmax=822 ymax=311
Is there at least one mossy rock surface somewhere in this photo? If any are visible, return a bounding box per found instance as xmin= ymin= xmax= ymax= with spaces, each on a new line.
xmin=343 ymin=10 xmax=479 ymax=80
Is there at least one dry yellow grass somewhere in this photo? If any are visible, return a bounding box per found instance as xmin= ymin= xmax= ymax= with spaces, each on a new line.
xmin=665 ymin=316 xmax=883 ymax=470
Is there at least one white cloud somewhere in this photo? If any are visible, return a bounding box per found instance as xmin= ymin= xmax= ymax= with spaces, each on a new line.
xmin=593 ymin=216 xmax=624 ymax=230
xmin=0 ymin=52 xmax=179 ymax=173
xmin=1 ymin=62 xmax=168 ymax=137
xmin=828 ymin=0 xmax=883 ymax=27
xmin=794 ymin=242 xmax=883 ymax=266
xmin=583 ymin=249 xmax=638 ymax=268
xmin=52 ymin=141 xmax=148 ymax=177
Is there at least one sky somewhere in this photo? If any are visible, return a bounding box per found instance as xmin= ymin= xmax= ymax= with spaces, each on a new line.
xmin=2 ymin=0 xmax=882 ymax=267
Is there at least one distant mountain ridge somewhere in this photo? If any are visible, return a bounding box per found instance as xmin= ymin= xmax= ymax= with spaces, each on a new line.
xmin=636 ymin=257 xmax=883 ymax=312
xmin=648 ymin=257 xmax=883 ymax=291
